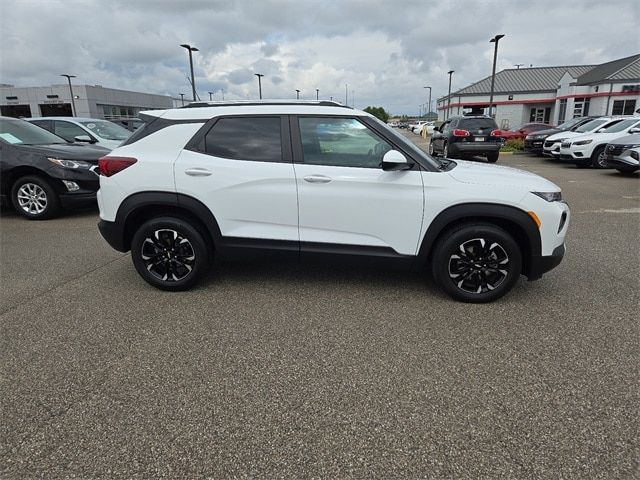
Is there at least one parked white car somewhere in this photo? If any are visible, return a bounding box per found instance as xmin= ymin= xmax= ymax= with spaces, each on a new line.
xmin=28 ymin=117 xmax=131 ymax=151
xmin=558 ymin=117 xmax=640 ymax=168
xmin=96 ymin=100 xmax=570 ymax=303
xmin=543 ymin=117 xmax=625 ymax=158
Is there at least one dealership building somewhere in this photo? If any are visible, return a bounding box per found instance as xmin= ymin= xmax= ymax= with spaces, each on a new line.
xmin=0 ymin=83 xmax=173 ymax=120
xmin=437 ymin=54 xmax=640 ymax=129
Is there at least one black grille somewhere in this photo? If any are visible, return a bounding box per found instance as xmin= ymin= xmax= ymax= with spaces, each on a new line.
xmin=607 ymin=144 xmax=630 ymax=156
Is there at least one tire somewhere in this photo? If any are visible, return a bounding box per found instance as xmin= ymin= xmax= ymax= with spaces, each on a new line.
xmin=487 ymin=152 xmax=499 ymax=163
xmin=590 ymin=145 xmax=607 ymax=169
xmin=431 ymin=223 xmax=522 ymax=303
xmin=443 ymin=142 xmax=449 ymax=159
xmin=428 ymin=141 xmax=438 ymax=157
xmin=130 ymin=216 xmax=210 ymax=291
xmin=10 ymin=175 xmax=61 ymax=220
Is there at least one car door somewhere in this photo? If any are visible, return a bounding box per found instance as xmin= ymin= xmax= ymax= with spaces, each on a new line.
xmin=291 ymin=115 xmax=424 ymax=256
xmin=433 ymin=120 xmax=450 ymax=152
xmin=174 ymin=115 xmax=299 ymax=243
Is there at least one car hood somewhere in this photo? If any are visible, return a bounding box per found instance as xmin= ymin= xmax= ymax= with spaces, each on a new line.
xmin=528 ymin=127 xmax=560 ymax=137
xmin=448 ymin=159 xmax=559 ymax=191
xmin=608 ymin=133 xmax=640 ymax=145
xmin=13 ymin=143 xmax=110 ymax=161
xmin=546 ymin=131 xmax=586 ymax=141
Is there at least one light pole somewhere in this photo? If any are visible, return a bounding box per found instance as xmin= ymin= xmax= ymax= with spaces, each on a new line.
xmin=295 ymin=89 xmax=300 ymax=99
xmin=60 ymin=74 xmax=76 ymax=116
xmin=489 ymin=34 xmax=505 ymax=118
xmin=179 ymin=93 xmax=185 ymax=106
xmin=254 ymin=73 xmax=264 ymax=99
xmin=424 ymin=86 xmax=432 ymax=120
xmin=446 ymin=70 xmax=454 ymax=120
xmin=316 ymin=88 xmax=319 ymax=100
xmin=345 ymin=84 xmax=348 ymax=105
xmin=208 ymin=91 xmax=214 ymax=101
xmin=180 ymin=44 xmax=199 ymax=101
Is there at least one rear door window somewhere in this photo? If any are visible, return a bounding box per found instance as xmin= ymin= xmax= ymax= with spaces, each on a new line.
xmin=203 ymin=117 xmax=282 ymax=162
xmin=54 ymin=121 xmax=89 ymax=142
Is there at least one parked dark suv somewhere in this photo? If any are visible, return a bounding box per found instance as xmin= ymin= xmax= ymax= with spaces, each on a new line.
xmin=429 ymin=115 xmax=501 ymax=162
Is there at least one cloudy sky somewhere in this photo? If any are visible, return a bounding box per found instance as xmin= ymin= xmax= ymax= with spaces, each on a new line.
xmin=1 ymin=0 xmax=638 ymax=114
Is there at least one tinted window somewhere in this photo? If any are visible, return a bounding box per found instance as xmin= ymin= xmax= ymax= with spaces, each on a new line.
xmin=457 ymin=118 xmax=498 ymax=130
xmin=298 ymin=117 xmax=392 ymax=168
xmin=54 ymin=121 xmax=89 ymax=142
xmin=204 ymin=117 xmax=282 ymax=162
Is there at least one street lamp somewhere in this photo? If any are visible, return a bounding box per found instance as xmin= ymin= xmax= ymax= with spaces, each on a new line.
xmin=424 ymin=86 xmax=432 ymax=120
xmin=447 ymin=70 xmax=454 ymax=120
xmin=180 ymin=44 xmax=199 ymax=101
xmin=295 ymin=89 xmax=300 ymax=99
xmin=488 ymin=34 xmax=505 ymax=118
xmin=60 ymin=74 xmax=76 ymax=116
xmin=316 ymin=88 xmax=319 ymax=100
xmin=179 ymin=93 xmax=185 ymax=106
xmin=254 ymin=73 xmax=264 ymax=99
xmin=208 ymin=91 xmax=214 ymax=101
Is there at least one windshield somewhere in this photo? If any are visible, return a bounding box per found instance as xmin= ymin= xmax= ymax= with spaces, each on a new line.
xmin=559 ymin=117 xmax=586 ymax=130
xmin=575 ymin=119 xmax=609 ymax=133
xmin=602 ymin=119 xmax=640 ymax=133
xmin=79 ymin=120 xmax=131 ymax=141
xmin=0 ymin=118 xmax=68 ymax=145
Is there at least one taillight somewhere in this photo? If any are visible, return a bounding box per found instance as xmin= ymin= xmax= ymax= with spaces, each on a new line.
xmin=490 ymin=129 xmax=502 ymax=137
xmin=452 ymin=129 xmax=470 ymax=137
xmin=98 ymin=156 xmax=137 ymax=177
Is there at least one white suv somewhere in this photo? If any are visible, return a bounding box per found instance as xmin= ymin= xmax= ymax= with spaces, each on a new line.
xmin=97 ymin=101 xmax=570 ymax=302
xmin=542 ymin=117 xmax=623 ymax=158
xmin=558 ymin=117 xmax=640 ymax=168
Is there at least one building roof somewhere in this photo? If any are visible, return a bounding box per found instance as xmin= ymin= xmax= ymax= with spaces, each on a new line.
xmin=576 ymin=54 xmax=640 ymax=85
xmin=439 ymin=54 xmax=640 ymax=101
xmin=449 ymin=65 xmax=594 ymax=98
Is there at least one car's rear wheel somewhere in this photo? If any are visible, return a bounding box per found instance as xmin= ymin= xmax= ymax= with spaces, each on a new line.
xmin=10 ymin=175 xmax=61 ymax=220
xmin=431 ymin=223 xmax=522 ymax=303
xmin=443 ymin=142 xmax=449 ymax=159
xmin=131 ymin=216 xmax=210 ymax=291
xmin=590 ymin=145 xmax=607 ymax=169
xmin=428 ymin=141 xmax=438 ymax=157
xmin=487 ymin=152 xmax=499 ymax=163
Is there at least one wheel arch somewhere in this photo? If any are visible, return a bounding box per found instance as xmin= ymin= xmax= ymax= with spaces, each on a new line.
xmin=4 ymin=166 xmax=61 ymax=193
xmin=114 ymin=191 xmax=222 ymax=252
xmin=415 ymin=203 xmax=541 ymax=277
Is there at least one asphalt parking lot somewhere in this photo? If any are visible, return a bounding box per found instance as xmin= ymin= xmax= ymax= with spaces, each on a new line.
xmin=1 ymin=136 xmax=638 ymax=478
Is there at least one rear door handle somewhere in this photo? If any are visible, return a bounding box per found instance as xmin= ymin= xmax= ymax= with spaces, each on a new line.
xmin=185 ymin=168 xmax=212 ymax=177
xmin=303 ymin=175 xmax=332 ymax=184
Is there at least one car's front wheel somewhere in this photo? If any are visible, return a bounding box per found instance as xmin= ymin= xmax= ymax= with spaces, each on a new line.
xmin=131 ymin=217 xmax=210 ymax=291
xmin=10 ymin=175 xmax=61 ymax=220
xmin=590 ymin=145 xmax=607 ymax=169
xmin=442 ymin=142 xmax=449 ymax=159
xmin=431 ymin=223 xmax=522 ymax=303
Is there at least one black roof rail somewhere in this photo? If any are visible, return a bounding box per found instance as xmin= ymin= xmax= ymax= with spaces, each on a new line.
xmin=179 ymin=100 xmax=350 ymax=109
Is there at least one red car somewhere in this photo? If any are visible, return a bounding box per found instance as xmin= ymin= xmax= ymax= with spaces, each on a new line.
xmin=495 ymin=123 xmax=553 ymax=140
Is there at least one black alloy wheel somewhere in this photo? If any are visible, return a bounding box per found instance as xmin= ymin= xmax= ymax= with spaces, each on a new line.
xmin=432 ymin=223 xmax=522 ymax=303
xmin=131 ymin=217 xmax=210 ymax=290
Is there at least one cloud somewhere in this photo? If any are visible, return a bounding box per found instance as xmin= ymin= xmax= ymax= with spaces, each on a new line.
xmin=1 ymin=0 xmax=638 ymax=114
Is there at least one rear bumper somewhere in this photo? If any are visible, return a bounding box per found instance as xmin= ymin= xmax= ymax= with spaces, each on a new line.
xmin=449 ymin=143 xmax=501 ymax=155
xmin=98 ymin=219 xmax=127 ymax=252
xmin=527 ymin=244 xmax=565 ymax=280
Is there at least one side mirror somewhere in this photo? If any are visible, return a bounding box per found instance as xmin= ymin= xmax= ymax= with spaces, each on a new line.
xmin=628 ymin=127 xmax=640 ymax=134
xmin=74 ymin=135 xmax=94 ymax=143
xmin=381 ymin=150 xmax=413 ymax=171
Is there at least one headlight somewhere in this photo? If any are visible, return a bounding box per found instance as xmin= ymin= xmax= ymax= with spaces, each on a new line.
xmin=532 ymin=191 xmax=563 ymax=202
xmin=573 ymin=139 xmax=593 ymax=146
xmin=47 ymin=157 xmax=92 ymax=169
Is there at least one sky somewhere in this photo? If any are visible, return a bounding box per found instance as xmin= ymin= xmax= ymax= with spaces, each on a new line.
xmin=1 ymin=0 xmax=638 ymax=115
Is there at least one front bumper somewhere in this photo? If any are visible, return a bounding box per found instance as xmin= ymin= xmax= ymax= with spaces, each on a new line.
xmin=527 ymin=244 xmax=565 ymax=280
xmin=524 ymin=138 xmax=545 ymax=152
xmin=605 ymin=153 xmax=639 ymax=171
xmin=60 ymin=191 xmax=97 ymax=209
xmin=543 ymin=143 xmax=561 ymax=157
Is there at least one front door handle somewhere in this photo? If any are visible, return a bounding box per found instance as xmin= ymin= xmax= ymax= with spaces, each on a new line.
xmin=303 ymin=175 xmax=332 ymax=184
xmin=185 ymin=168 xmax=212 ymax=177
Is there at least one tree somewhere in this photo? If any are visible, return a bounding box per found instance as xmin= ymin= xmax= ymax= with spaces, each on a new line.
xmin=363 ymin=106 xmax=390 ymax=123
